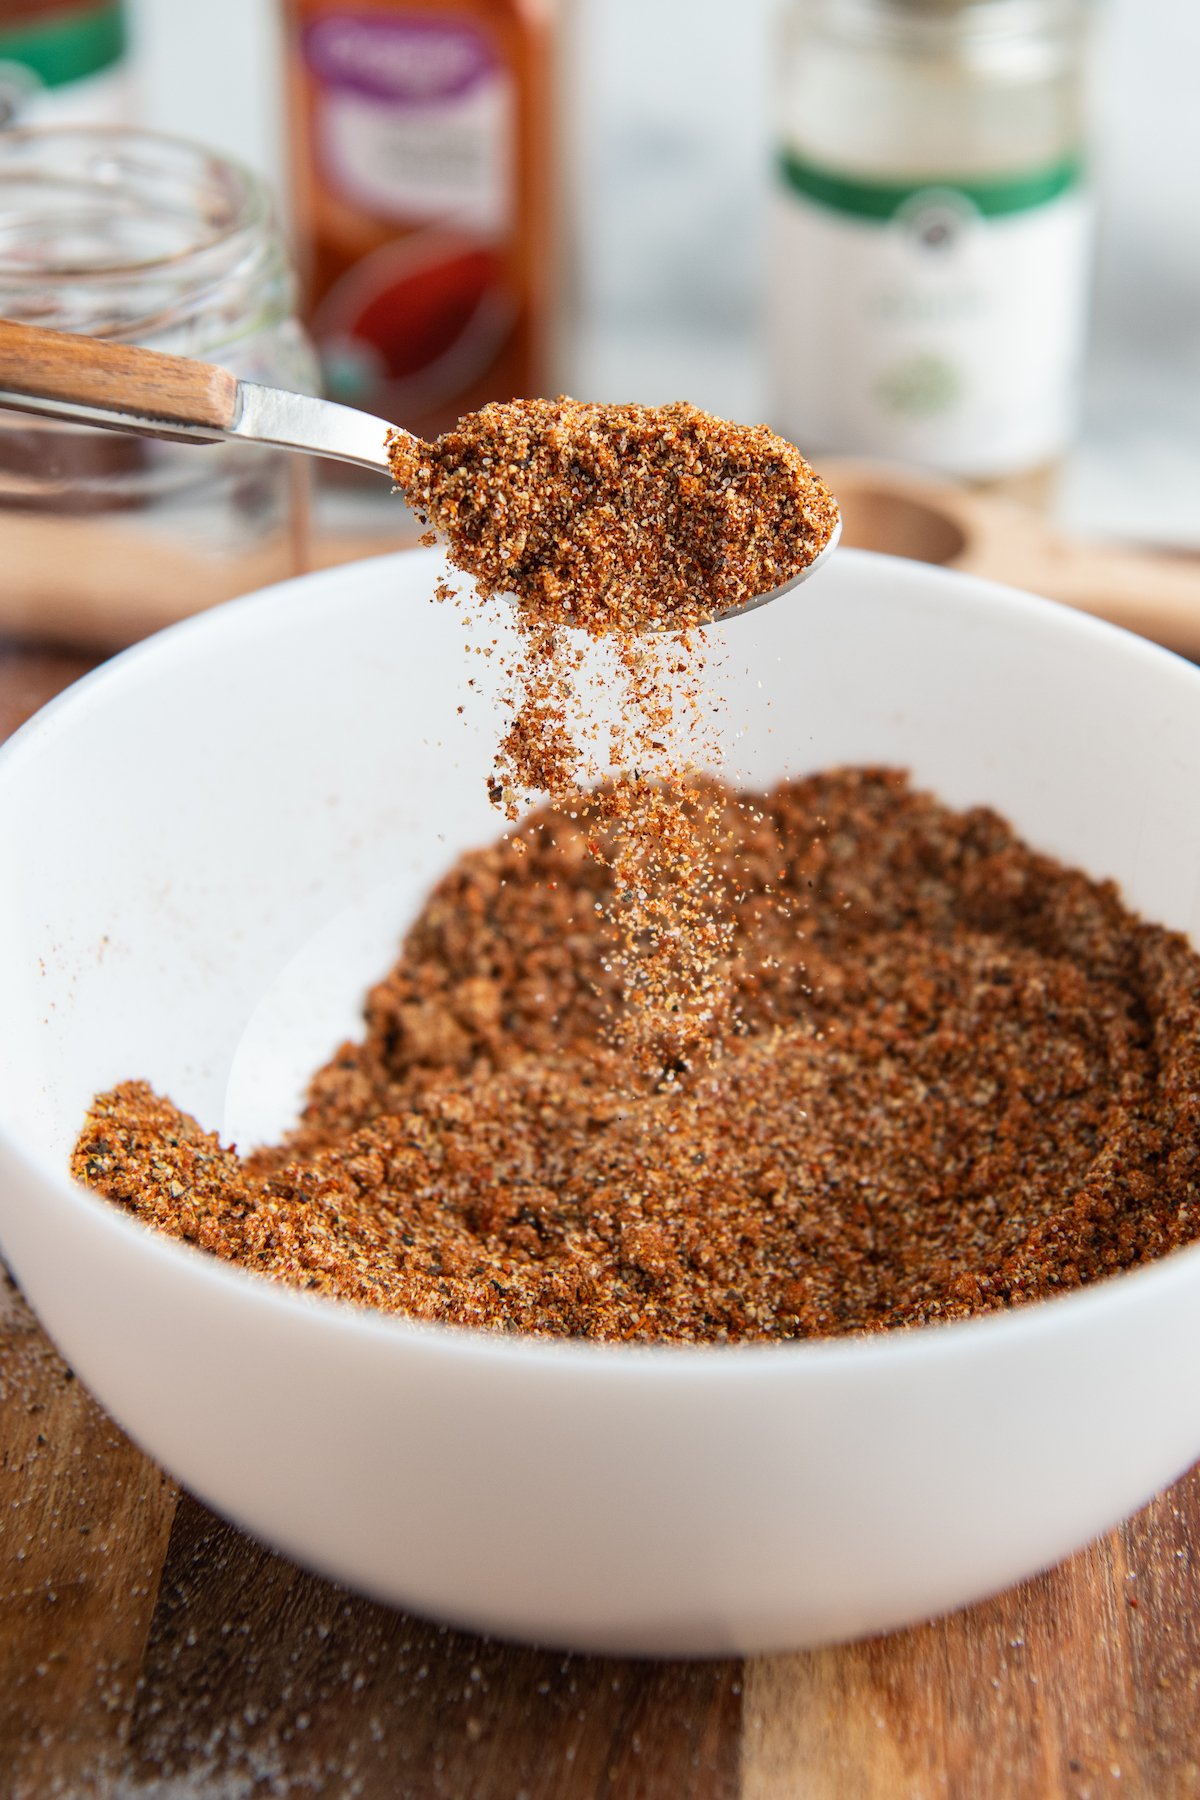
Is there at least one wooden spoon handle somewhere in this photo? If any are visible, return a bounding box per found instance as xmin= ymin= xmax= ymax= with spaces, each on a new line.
xmin=947 ymin=500 xmax=1200 ymax=659
xmin=997 ymin=539 xmax=1200 ymax=653
xmin=0 ymin=319 xmax=239 ymax=437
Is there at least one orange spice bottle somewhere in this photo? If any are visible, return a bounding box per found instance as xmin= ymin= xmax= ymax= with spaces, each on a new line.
xmin=280 ymin=0 xmax=553 ymax=442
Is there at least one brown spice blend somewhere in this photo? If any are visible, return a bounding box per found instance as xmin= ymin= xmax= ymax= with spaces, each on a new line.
xmin=73 ymin=768 xmax=1200 ymax=1345
xmin=387 ymin=397 xmax=838 ymax=636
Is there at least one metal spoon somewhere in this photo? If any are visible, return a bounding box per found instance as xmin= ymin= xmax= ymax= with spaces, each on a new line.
xmin=0 ymin=319 xmax=841 ymax=623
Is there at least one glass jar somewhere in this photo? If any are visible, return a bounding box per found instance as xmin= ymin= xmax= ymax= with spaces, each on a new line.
xmin=768 ymin=0 xmax=1093 ymax=488
xmin=0 ymin=126 xmax=317 ymax=649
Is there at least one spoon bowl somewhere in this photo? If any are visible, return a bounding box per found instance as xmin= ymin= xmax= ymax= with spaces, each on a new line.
xmin=704 ymin=511 xmax=842 ymax=625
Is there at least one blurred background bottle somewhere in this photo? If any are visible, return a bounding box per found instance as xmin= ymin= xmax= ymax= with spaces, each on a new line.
xmin=279 ymin=0 xmax=553 ymax=449
xmin=769 ymin=0 xmax=1093 ymax=496
xmin=0 ymin=0 xmax=132 ymax=127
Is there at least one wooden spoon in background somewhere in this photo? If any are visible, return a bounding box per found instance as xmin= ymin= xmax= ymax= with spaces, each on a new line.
xmin=821 ymin=458 xmax=1200 ymax=660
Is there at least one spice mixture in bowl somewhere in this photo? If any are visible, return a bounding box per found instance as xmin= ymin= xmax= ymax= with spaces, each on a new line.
xmin=70 ymin=402 xmax=1197 ymax=1344
xmin=72 ymin=766 xmax=1200 ymax=1344
xmin=2 ymin=549 xmax=1200 ymax=1654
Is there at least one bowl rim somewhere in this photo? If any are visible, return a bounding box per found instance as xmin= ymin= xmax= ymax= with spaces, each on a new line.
xmin=4 ymin=543 xmax=1200 ymax=1380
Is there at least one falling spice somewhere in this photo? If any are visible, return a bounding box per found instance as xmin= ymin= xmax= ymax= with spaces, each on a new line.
xmin=390 ymin=396 xmax=838 ymax=1068
xmin=73 ymin=769 xmax=1200 ymax=1344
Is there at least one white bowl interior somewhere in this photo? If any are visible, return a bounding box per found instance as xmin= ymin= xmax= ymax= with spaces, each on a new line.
xmin=2 ymin=546 xmax=1200 ymax=1656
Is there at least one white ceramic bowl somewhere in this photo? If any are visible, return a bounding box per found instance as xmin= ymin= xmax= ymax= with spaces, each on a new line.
xmin=2 ymin=548 xmax=1200 ymax=1658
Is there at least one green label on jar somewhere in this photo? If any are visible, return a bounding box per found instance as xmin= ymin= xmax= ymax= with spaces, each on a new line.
xmin=769 ymin=140 xmax=1094 ymax=477
xmin=778 ymin=149 xmax=1084 ymax=220
xmin=0 ymin=2 xmax=127 ymax=90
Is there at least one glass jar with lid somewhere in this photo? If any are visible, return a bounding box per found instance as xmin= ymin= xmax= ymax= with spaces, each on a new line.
xmin=0 ymin=126 xmax=318 ymax=649
xmin=768 ymin=0 xmax=1094 ymax=490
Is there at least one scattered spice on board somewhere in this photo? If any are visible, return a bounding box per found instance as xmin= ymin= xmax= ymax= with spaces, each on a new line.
xmin=74 ymin=769 xmax=1200 ymax=1345
xmin=391 ymin=397 xmax=837 ymax=1071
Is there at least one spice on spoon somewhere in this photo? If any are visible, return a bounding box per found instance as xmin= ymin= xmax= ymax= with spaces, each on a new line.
xmin=73 ymin=768 xmax=1200 ymax=1344
xmin=387 ymin=396 xmax=839 ymax=634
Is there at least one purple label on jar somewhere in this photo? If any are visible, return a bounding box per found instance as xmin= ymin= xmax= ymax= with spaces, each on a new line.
xmin=304 ymin=13 xmax=496 ymax=105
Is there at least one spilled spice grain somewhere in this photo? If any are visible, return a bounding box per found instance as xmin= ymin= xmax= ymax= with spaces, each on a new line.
xmin=73 ymin=769 xmax=1200 ymax=1344
xmin=390 ymin=397 xmax=838 ymax=1071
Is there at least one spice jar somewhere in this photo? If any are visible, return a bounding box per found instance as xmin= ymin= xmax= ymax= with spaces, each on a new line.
xmin=0 ymin=126 xmax=317 ymax=649
xmin=768 ymin=0 xmax=1094 ymax=487
xmin=280 ymin=0 xmax=554 ymax=445
xmin=0 ymin=1 xmax=131 ymax=128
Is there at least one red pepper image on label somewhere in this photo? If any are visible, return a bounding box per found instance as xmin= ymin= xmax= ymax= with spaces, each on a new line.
xmin=314 ymin=228 xmax=517 ymax=419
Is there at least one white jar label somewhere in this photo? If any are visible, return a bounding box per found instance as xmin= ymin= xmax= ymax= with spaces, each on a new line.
xmin=304 ymin=12 xmax=514 ymax=234
xmin=769 ymin=153 xmax=1093 ymax=477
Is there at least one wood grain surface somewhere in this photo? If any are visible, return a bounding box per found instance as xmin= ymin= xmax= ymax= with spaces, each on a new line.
xmin=0 ymin=321 xmax=241 ymax=436
xmin=3 ymin=626 xmax=1200 ymax=1798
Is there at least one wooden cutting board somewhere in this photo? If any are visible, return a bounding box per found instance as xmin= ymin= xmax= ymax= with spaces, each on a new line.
xmin=5 ymin=1235 xmax=1200 ymax=1800
xmin=3 ymin=484 xmax=1200 ymax=1796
